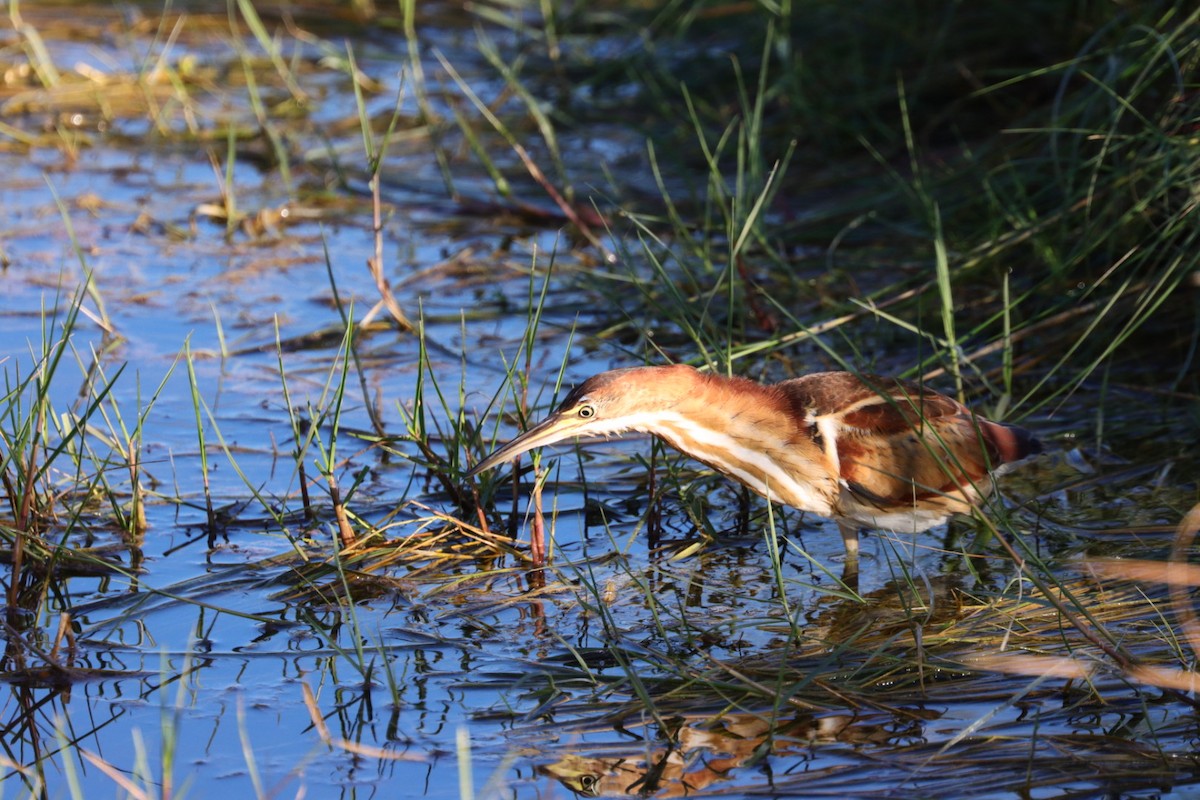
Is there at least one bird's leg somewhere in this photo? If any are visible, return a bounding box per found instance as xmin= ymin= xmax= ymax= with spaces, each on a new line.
xmin=736 ymin=486 xmax=752 ymax=536
xmin=646 ymin=442 xmax=662 ymax=546
xmin=957 ymin=519 xmax=1001 ymax=582
xmin=838 ymin=521 xmax=860 ymax=562
xmin=838 ymin=521 xmax=861 ymax=588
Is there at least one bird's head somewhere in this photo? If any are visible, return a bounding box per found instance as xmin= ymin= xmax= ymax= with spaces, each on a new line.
xmin=466 ymin=365 xmax=696 ymax=477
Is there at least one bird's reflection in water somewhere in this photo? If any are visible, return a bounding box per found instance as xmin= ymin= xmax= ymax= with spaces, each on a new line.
xmin=533 ymin=575 xmax=971 ymax=797
xmin=537 ymin=707 xmax=932 ymax=797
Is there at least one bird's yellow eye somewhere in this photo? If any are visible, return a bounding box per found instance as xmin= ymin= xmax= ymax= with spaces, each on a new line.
xmin=578 ymin=404 xmax=595 ymax=418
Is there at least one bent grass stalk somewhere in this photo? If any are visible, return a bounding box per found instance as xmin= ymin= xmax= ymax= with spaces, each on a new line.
xmin=348 ymin=41 xmax=414 ymax=334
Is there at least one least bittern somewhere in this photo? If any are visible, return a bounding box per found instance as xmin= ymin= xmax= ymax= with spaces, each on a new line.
xmin=468 ymin=365 xmax=1040 ymax=561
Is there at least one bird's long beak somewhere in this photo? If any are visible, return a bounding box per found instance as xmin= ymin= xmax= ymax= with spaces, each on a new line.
xmin=466 ymin=411 xmax=583 ymax=478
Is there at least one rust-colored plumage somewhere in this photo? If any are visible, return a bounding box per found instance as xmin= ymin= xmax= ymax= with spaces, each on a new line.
xmin=468 ymin=364 xmax=1040 ymax=562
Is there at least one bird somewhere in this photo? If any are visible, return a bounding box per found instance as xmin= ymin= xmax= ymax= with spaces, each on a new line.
xmin=467 ymin=364 xmax=1040 ymax=564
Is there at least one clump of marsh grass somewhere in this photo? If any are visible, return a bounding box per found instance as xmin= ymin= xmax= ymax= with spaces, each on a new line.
xmin=0 ymin=279 xmax=141 ymax=591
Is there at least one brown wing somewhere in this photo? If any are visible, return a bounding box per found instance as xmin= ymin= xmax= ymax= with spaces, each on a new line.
xmin=776 ymin=372 xmax=1038 ymax=511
